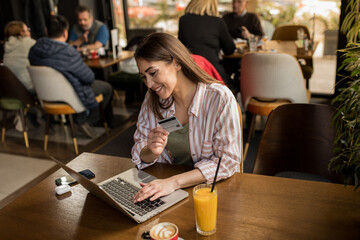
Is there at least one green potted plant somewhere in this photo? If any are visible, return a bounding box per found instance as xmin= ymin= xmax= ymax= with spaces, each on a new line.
xmin=329 ymin=0 xmax=360 ymax=189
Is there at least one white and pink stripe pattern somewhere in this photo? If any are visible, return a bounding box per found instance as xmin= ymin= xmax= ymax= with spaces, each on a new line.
xmin=131 ymin=82 xmax=242 ymax=183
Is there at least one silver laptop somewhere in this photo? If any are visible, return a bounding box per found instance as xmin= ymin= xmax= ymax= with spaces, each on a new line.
xmin=51 ymin=157 xmax=189 ymax=223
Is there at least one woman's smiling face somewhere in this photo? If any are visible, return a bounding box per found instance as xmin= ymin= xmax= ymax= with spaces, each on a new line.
xmin=136 ymin=58 xmax=180 ymax=99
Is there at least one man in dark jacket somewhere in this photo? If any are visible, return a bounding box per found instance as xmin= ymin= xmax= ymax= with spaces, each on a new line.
xmin=29 ymin=15 xmax=112 ymax=138
xmin=221 ymin=0 xmax=264 ymax=92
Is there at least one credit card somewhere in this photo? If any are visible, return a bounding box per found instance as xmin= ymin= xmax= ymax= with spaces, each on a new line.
xmin=158 ymin=116 xmax=183 ymax=133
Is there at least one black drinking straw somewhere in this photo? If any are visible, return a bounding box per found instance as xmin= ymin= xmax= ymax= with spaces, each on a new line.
xmin=211 ymin=157 xmax=222 ymax=192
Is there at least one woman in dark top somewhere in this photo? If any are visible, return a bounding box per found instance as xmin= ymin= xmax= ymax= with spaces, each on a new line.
xmin=178 ymin=0 xmax=235 ymax=82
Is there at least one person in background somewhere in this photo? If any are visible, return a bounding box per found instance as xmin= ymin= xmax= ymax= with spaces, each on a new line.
xmin=222 ymin=0 xmax=264 ymax=92
xmin=29 ymin=15 xmax=112 ymax=138
xmin=3 ymin=21 xmax=39 ymax=131
xmin=3 ymin=21 xmax=36 ymax=95
xmin=132 ymin=33 xmax=241 ymax=203
xmin=178 ymin=0 xmax=235 ymax=84
xmin=222 ymin=0 xmax=264 ymax=40
xmin=68 ymin=5 xmax=109 ymax=51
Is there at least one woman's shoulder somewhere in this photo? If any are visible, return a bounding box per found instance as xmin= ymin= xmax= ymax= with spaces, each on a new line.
xmin=201 ymin=82 xmax=235 ymax=102
xmin=5 ymin=36 xmax=34 ymax=53
xmin=23 ymin=37 xmax=36 ymax=46
xmin=181 ymin=13 xmax=222 ymax=22
xmin=203 ymin=15 xmax=225 ymax=23
xmin=222 ymin=12 xmax=234 ymax=20
xmin=5 ymin=36 xmax=21 ymax=48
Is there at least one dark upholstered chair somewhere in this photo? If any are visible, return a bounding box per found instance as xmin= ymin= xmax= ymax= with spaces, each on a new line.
xmin=272 ymin=24 xmax=311 ymax=41
xmin=272 ymin=24 xmax=313 ymax=89
xmin=253 ymin=103 xmax=343 ymax=184
xmin=0 ymin=65 xmax=35 ymax=148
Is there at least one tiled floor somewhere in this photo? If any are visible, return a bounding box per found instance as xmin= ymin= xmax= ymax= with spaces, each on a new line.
xmin=5 ymin=123 xmax=106 ymax=146
xmin=0 ymin=90 xmax=141 ymax=208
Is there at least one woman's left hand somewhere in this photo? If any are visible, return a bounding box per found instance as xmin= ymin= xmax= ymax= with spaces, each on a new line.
xmin=133 ymin=178 xmax=178 ymax=203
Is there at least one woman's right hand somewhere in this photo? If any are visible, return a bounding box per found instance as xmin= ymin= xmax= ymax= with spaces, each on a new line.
xmin=147 ymin=127 xmax=169 ymax=156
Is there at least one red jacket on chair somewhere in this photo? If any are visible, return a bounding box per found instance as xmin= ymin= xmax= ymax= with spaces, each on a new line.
xmin=191 ymin=54 xmax=225 ymax=85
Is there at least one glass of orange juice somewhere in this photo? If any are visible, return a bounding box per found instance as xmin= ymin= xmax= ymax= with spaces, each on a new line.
xmin=262 ymin=35 xmax=268 ymax=51
xmin=193 ymin=184 xmax=217 ymax=236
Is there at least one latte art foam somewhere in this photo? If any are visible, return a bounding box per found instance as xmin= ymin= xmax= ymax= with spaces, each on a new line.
xmin=150 ymin=223 xmax=177 ymax=240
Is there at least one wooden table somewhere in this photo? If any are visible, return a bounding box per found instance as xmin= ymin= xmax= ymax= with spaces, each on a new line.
xmin=0 ymin=152 xmax=359 ymax=240
xmin=224 ymin=40 xmax=317 ymax=60
xmin=84 ymin=50 xmax=135 ymax=81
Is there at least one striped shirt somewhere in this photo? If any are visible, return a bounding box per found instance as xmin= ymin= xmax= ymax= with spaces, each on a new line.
xmin=131 ymin=82 xmax=242 ymax=183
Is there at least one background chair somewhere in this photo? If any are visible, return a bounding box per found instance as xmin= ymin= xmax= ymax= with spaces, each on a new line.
xmin=27 ymin=65 xmax=107 ymax=155
xmin=272 ymin=24 xmax=313 ymax=89
xmin=241 ymin=52 xmax=310 ymax=159
xmin=108 ymin=71 xmax=145 ymax=104
xmin=253 ymin=103 xmax=343 ymax=184
xmin=272 ymin=24 xmax=311 ymax=41
xmin=0 ymin=65 xmax=35 ymax=148
xmin=108 ymin=36 xmax=146 ymax=104
xmin=236 ymin=103 xmax=244 ymax=173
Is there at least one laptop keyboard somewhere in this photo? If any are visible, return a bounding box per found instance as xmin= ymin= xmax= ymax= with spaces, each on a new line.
xmin=101 ymin=178 xmax=165 ymax=216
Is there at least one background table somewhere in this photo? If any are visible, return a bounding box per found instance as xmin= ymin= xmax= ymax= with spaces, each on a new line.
xmin=0 ymin=153 xmax=359 ymax=239
xmin=224 ymin=40 xmax=317 ymax=60
xmin=84 ymin=50 xmax=134 ymax=81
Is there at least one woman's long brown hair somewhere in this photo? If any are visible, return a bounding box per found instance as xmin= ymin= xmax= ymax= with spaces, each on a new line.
xmin=134 ymin=32 xmax=219 ymax=119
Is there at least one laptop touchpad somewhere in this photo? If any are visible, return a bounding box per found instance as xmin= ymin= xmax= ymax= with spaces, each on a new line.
xmin=138 ymin=170 xmax=157 ymax=183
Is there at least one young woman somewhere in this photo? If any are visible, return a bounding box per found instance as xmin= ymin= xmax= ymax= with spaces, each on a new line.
xmin=3 ymin=21 xmax=36 ymax=95
xmin=132 ymin=33 xmax=241 ymax=203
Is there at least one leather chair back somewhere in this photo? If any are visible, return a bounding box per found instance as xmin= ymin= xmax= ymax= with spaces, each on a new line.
xmin=253 ymin=103 xmax=343 ymax=184
xmin=241 ymin=52 xmax=309 ymax=110
xmin=272 ymin=24 xmax=311 ymax=41
xmin=0 ymin=65 xmax=35 ymax=106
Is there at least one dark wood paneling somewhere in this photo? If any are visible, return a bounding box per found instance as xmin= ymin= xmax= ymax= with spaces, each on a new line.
xmin=58 ymin=0 xmax=80 ymax=29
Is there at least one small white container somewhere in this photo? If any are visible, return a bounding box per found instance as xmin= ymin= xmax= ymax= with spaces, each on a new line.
xmin=55 ymin=184 xmax=71 ymax=195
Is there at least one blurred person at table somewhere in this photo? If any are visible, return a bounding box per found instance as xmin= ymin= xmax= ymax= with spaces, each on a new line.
xmin=178 ymin=0 xmax=235 ymax=85
xmin=68 ymin=5 xmax=109 ymax=52
xmin=29 ymin=15 xmax=112 ymax=138
xmin=132 ymin=33 xmax=241 ymax=203
xmin=222 ymin=0 xmax=263 ymax=40
xmin=3 ymin=21 xmax=40 ymax=131
xmin=3 ymin=21 xmax=36 ymax=95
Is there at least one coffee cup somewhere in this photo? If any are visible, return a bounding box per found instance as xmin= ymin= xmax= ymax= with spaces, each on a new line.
xmin=90 ymin=50 xmax=97 ymax=59
xmin=150 ymin=222 xmax=178 ymax=240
